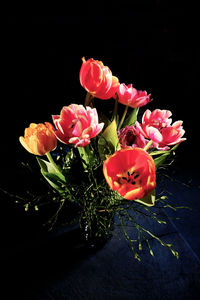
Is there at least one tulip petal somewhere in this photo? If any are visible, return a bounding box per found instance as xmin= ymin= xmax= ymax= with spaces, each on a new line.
xmin=172 ymin=120 xmax=183 ymax=129
xmin=103 ymin=148 xmax=156 ymax=202
xmin=145 ymin=126 xmax=163 ymax=143
xmin=53 ymin=104 xmax=104 ymax=147
xmin=99 ymin=76 xmax=120 ymax=99
xmin=80 ymin=57 xmax=119 ymax=100
xmin=142 ymin=109 xmax=151 ymax=124
xmin=19 ymin=136 xmax=34 ymax=154
xmin=20 ymin=122 xmax=57 ymax=156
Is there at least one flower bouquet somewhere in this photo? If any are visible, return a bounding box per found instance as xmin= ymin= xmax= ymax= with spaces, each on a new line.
xmin=18 ymin=57 xmax=186 ymax=260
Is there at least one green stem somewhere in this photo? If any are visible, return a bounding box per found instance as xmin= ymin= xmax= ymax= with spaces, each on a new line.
xmin=85 ymin=92 xmax=94 ymax=107
xmin=144 ymin=140 xmax=153 ymax=152
xmin=118 ymin=105 xmax=129 ymax=130
xmin=46 ymin=152 xmax=62 ymax=174
xmin=78 ymin=145 xmax=91 ymax=169
xmin=113 ymin=94 xmax=119 ymax=122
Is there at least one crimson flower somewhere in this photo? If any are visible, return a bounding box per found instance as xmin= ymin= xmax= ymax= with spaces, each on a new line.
xmin=52 ymin=104 xmax=104 ymax=147
xmin=79 ymin=57 xmax=119 ymax=100
xmin=103 ymin=148 xmax=156 ymax=200
xmin=116 ymin=83 xmax=152 ymax=108
xmin=118 ymin=125 xmax=150 ymax=149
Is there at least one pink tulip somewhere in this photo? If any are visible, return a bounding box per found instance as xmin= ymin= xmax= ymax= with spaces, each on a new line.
xmin=118 ymin=125 xmax=150 ymax=149
xmin=159 ymin=121 xmax=186 ymax=148
xmin=136 ymin=109 xmax=186 ymax=150
xmin=52 ymin=104 xmax=104 ymax=147
xmin=116 ymin=83 xmax=152 ymax=108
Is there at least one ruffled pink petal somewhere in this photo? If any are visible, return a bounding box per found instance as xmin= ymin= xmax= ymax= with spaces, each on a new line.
xmin=69 ymin=136 xmax=90 ymax=147
xmin=53 ymin=103 xmax=104 ymax=147
xmin=72 ymin=120 xmax=83 ymax=137
xmin=54 ymin=130 xmax=69 ymax=144
xmin=132 ymin=91 xmax=151 ymax=108
xmin=93 ymin=122 xmax=104 ymax=136
xmin=167 ymin=138 xmax=186 ymax=146
xmin=135 ymin=121 xmax=148 ymax=138
xmin=86 ymin=107 xmax=98 ymax=126
xmin=172 ymin=120 xmax=183 ymax=129
xmin=52 ymin=115 xmax=61 ymax=130
xmin=146 ymin=126 xmax=163 ymax=143
xmin=142 ymin=109 xmax=152 ymax=124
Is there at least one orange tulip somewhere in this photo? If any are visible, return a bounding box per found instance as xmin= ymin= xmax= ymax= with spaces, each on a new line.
xmin=19 ymin=122 xmax=57 ymax=156
xmin=79 ymin=57 xmax=119 ymax=100
xmin=103 ymin=148 xmax=156 ymax=200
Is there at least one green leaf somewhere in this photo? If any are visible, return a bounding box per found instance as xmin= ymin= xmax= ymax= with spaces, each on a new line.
xmin=170 ymin=143 xmax=179 ymax=152
xmin=36 ymin=157 xmax=66 ymax=194
xmin=124 ymin=108 xmax=139 ymax=127
xmin=41 ymin=170 xmax=66 ymax=194
xmin=135 ymin=189 xmax=155 ymax=207
xmin=37 ymin=157 xmax=55 ymax=173
xmin=154 ymin=144 xmax=179 ymax=168
xmin=98 ymin=119 xmax=120 ymax=160
xmin=78 ymin=145 xmax=95 ymax=169
xmin=154 ymin=152 xmax=170 ymax=168
xmin=150 ymin=150 xmax=170 ymax=156
xmin=36 ymin=157 xmax=66 ymax=182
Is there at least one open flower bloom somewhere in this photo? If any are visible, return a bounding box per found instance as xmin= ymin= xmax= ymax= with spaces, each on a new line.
xmin=103 ymin=148 xmax=156 ymax=200
xmin=118 ymin=125 xmax=150 ymax=149
xmin=136 ymin=109 xmax=186 ymax=150
xmin=116 ymin=83 xmax=152 ymax=108
xmin=53 ymin=104 xmax=104 ymax=147
xmin=19 ymin=122 xmax=57 ymax=156
xmin=79 ymin=57 xmax=119 ymax=100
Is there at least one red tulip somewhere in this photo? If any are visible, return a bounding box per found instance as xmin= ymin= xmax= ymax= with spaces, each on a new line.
xmin=19 ymin=122 xmax=57 ymax=156
xmin=79 ymin=57 xmax=119 ymax=100
xmin=103 ymin=148 xmax=156 ymax=200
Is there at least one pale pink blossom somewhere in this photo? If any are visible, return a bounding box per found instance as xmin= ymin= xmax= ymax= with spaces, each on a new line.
xmin=118 ymin=125 xmax=150 ymax=149
xmin=136 ymin=109 xmax=186 ymax=150
xmin=116 ymin=83 xmax=152 ymax=108
xmin=52 ymin=104 xmax=104 ymax=147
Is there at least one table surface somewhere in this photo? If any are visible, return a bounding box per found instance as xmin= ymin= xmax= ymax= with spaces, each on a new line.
xmin=0 ymin=169 xmax=200 ymax=300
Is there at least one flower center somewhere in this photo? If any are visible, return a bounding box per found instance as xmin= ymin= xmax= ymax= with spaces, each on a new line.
xmin=151 ymin=120 xmax=167 ymax=130
xmin=117 ymin=167 xmax=141 ymax=186
xmin=126 ymin=131 xmax=136 ymax=146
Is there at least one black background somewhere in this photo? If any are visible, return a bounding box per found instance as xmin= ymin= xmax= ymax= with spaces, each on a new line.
xmin=2 ymin=8 xmax=199 ymax=172
xmin=1 ymin=6 xmax=200 ymax=299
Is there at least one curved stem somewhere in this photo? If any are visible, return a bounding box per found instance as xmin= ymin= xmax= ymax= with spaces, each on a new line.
xmin=113 ymin=94 xmax=119 ymax=122
xmin=118 ymin=105 xmax=129 ymax=130
xmin=46 ymin=152 xmax=62 ymax=174
xmin=144 ymin=140 xmax=153 ymax=152
xmin=85 ymin=92 xmax=94 ymax=107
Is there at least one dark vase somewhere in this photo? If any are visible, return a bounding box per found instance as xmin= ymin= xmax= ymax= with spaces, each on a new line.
xmin=80 ymin=211 xmax=114 ymax=251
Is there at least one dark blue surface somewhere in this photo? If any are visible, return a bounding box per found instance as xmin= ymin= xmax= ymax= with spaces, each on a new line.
xmin=1 ymin=192 xmax=200 ymax=300
xmin=1 ymin=162 xmax=200 ymax=299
